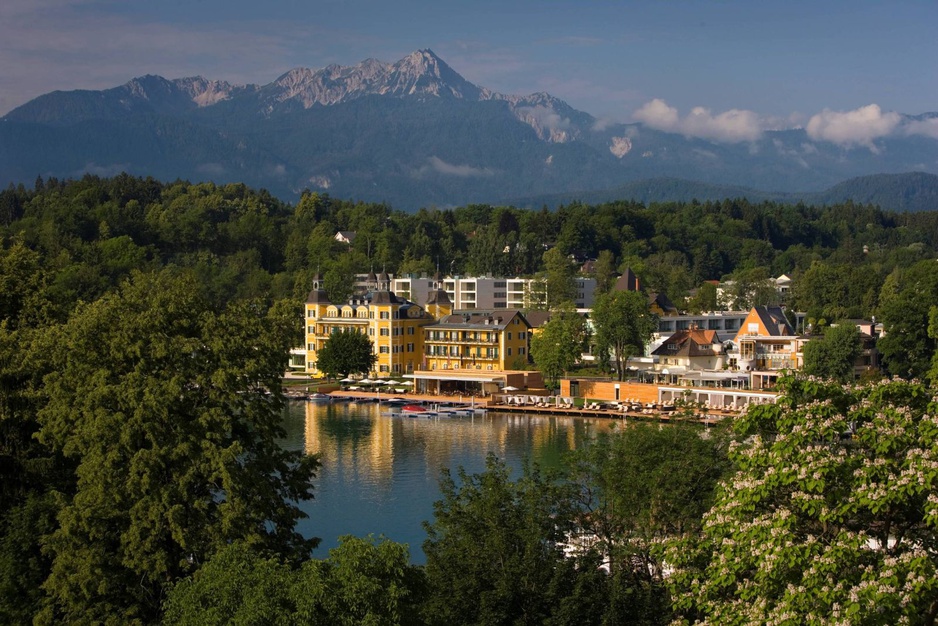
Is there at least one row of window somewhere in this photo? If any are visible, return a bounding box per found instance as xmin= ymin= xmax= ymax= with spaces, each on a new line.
xmin=379 ymin=344 xmax=417 ymax=354
xmin=308 ymin=308 xmax=400 ymax=320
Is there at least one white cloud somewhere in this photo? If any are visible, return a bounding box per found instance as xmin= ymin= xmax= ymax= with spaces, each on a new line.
xmin=633 ymin=99 xmax=679 ymax=130
xmin=424 ymin=156 xmax=494 ymax=178
xmin=515 ymin=106 xmax=570 ymax=131
xmin=805 ymin=104 xmax=901 ymax=149
xmin=904 ymin=117 xmax=938 ymax=140
xmin=633 ymin=99 xmax=762 ymax=143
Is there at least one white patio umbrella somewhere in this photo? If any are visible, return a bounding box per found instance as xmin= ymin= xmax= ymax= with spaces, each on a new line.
xmin=359 ymin=378 xmax=376 ymax=385
xmin=400 ymin=381 xmax=414 ymax=386
xmin=340 ymin=377 xmax=356 ymax=383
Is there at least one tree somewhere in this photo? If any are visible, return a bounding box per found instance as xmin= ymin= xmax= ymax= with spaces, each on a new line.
xmin=164 ymin=536 xmax=425 ymax=626
xmin=34 ymin=270 xmax=319 ymax=623
xmin=592 ymin=250 xmax=618 ymax=295
xmin=802 ymin=323 xmax=863 ymax=383
xmin=530 ymin=309 xmax=587 ymax=391
xmin=666 ymin=376 xmax=938 ymax=624
xmin=315 ymin=328 xmax=377 ymax=380
xmin=542 ymin=247 xmax=578 ymax=309
xmin=877 ymin=260 xmax=938 ymax=379
xmin=294 ymin=535 xmax=427 ymax=626
xmin=684 ymin=281 xmax=718 ymax=314
xmin=564 ymin=423 xmax=730 ymax=625
xmin=929 ymin=306 xmax=938 ymax=387
xmin=592 ymin=290 xmax=658 ymax=381
xmin=422 ymin=455 xmax=605 ymax=626
xmin=723 ymin=266 xmax=779 ymax=310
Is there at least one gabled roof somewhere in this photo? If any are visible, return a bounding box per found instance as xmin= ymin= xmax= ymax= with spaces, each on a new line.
xmin=754 ymin=305 xmax=794 ymax=336
xmin=426 ymin=288 xmax=452 ymax=306
xmin=613 ymin=267 xmax=641 ymax=292
xmin=648 ymin=291 xmax=677 ymax=314
xmin=433 ymin=309 xmax=531 ymax=331
xmin=522 ymin=310 xmax=552 ymax=329
xmin=651 ymin=329 xmax=722 ymax=358
xmin=306 ymin=288 xmax=331 ymax=304
xmin=335 ymin=230 xmax=357 ymax=243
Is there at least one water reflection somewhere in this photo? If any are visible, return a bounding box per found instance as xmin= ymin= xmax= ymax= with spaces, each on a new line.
xmin=281 ymin=400 xmax=612 ymax=562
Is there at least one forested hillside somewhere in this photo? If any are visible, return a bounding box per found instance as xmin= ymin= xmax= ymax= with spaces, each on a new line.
xmin=3 ymin=173 xmax=937 ymax=318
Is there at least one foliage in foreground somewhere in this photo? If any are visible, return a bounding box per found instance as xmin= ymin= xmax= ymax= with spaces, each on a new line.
xmin=33 ymin=270 xmax=319 ymax=624
xmin=163 ymin=535 xmax=426 ymax=626
xmin=666 ymin=376 xmax=938 ymax=625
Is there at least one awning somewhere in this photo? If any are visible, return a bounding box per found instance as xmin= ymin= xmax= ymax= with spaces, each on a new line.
xmin=412 ymin=373 xmax=505 ymax=383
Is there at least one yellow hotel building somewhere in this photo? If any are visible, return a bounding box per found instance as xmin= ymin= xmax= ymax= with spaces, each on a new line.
xmin=423 ymin=310 xmax=532 ymax=372
xmin=304 ymin=272 xmax=443 ymax=377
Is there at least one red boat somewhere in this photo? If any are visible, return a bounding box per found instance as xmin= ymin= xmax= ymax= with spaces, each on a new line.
xmin=401 ymin=404 xmax=436 ymax=417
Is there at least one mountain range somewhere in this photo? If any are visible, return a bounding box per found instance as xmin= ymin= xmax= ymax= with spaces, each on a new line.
xmin=2 ymin=49 xmax=937 ymax=211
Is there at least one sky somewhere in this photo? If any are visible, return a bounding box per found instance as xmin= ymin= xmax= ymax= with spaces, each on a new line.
xmin=2 ymin=0 xmax=936 ymax=140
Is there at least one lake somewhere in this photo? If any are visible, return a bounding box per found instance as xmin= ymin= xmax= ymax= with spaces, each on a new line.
xmin=279 ymin=400 xmax=615 ymax=562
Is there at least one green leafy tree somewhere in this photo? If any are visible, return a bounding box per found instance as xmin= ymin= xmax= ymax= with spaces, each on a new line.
xmin=684 ymin=282 xmax=718 ymax=314
xmin=929 ymin=306 xmax=938 ymax=387
xmin=565 ymin=423 xmax=730 ymax=624
xmin=164 ymin=536 xmax=425 ymax=626
xmin=530 ymin=309 xmax=587 ymax=392
xmin=723 ymin=266 xmax=779 ymax=310
xmin=592 ymin=250 xmax=618 ymax=295
xmin=34 ymin=270 xmax=319 ymax=624
xmin=666 ymin=376 xmax=938 ymax=624
xmin=293 ymin=535 xmax=427 ymax=626
xmin=316 ymin=328 xmax=377 ymax=380
xmin=877 ymin=260 xmax=938 ymax=379
xmin=422 ymin=455 xmax=606 ymax=626
xmin=542 ymin=247 xmax=578 ymax=309
xmin=592 ymin=290 xmax=658 ymax=381
xmin=802 ymin=323 xmax=863 ymax=383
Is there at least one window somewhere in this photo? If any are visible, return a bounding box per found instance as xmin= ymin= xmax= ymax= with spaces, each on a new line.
xmin=519 ymin=331 xmax=526 ymax=340
xmin=380 ymin=311 xmax=389 ymax=320
xmin=368 ymin=328 xmax=374 ymax=336
xmin=379 ymin=346 xmax=389 ymax=354
xmin=408 ymin=327 xmax=415 ymax=335
xmin=507 ymin=332 xmax=512 ymax=340
xmin=380 ymin=365 xmax=389 ymax=372
xmin=507 ymin=347 xmax=512 ymax=356
xmin=380 ymin=328 xmax=389 ymax=336
xmin=519 ymin=347 xmax=526 ymax=355
xmin=407 ymin=343 xmax=414 ymax=352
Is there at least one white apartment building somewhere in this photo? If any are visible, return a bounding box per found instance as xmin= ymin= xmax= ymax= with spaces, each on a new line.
xmin=391 ymin=275 xmax=597 ymax=310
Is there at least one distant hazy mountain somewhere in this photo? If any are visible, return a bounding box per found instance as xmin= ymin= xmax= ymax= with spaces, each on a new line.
xmin=2 ymin=49 xmax=937 ymax=210
xmin=510 ymin=172 xmax=938 ymax=213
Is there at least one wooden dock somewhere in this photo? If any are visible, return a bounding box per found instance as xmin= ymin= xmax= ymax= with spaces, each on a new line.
xmin=289 ymin=388 xmax=736 ymax=425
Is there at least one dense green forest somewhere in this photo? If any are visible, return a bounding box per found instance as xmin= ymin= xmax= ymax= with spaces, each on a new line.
xmin=3 ymin=173 xmax=938 ymax=316
xmin=2 ymin=174 xmax=938 ymax=623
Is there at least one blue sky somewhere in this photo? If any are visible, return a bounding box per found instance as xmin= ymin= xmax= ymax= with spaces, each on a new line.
xmin=2 ymin=0 xmax=936 ymax=129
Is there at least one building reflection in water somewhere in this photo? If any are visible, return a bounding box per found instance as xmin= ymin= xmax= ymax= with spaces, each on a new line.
xmin=290 ymin=401 xmax=614 ymax=560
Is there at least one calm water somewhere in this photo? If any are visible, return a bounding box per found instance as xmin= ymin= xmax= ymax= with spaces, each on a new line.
xmin=279 ymin=400 xmax=615 ymax=562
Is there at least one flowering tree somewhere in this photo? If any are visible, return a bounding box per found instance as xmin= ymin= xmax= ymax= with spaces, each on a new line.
xmin=666 ymin=376 xmax=938 ymax=625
